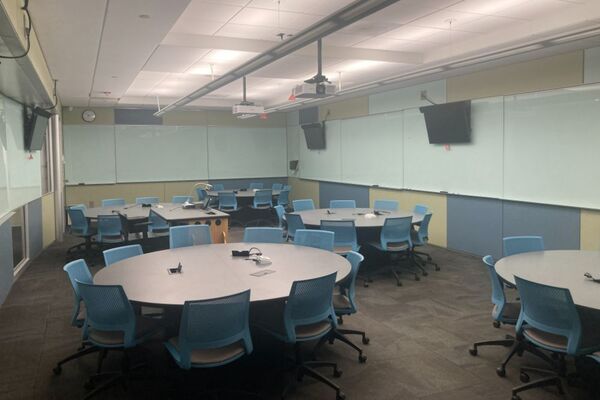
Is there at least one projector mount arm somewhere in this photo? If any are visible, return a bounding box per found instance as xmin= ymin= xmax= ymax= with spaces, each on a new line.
xmin=305 ymin=39 xmax=330 ymax=84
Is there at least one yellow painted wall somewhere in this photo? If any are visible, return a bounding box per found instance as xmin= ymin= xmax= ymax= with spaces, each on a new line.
xmin=41 ymin=193 xmax=56 ymax=248
xmin=580 ymin=209 xmax=600 ymax=250
xmin=287 ymin=177 xmax=320 ymax=208
xmin=62 ymin=107 xmax=115 ymax=125
xmin=319 ymin=96 xmax=369 ymax=121
xmin=369 ymin=188 xmax=447 ymax=247
xmin=447 ymin=51 xmax=584 ymax=101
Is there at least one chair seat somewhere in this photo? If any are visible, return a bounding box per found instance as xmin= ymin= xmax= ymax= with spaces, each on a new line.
xmin=296 ymin=321 xmax=332 ymax=340
xmin=523 ymin=327 xmax=568 ymax=352
xmin=494 ymin=302 xmax=520 ymax=322
xmin=89 ymin=316 xmax=162 ymax=346
xmin=334 ymin=246 xmax=354 ymax=255
xmin=370 ymin=241 xmax=409 ymax=252
xmin=332 ymin=294 xmax=352 ymax=311
xmin=168 ymin=337 xmax=246 ymax=366
xmin=252 ymin=205 xmax=272 ymax=210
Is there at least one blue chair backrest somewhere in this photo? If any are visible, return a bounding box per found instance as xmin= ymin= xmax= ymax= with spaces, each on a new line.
xmin=294 ymin=229 xmax=334 ymax=251
xmin=380 ymin=217 xmax=412 ymax=251
xmin=172 ymin=195 xmax=192 ymax=203
xmin=63 ymin=259 xmax=93 ymax=326
xmin=249 ymin=182 xmax=263 ymax=190
xmin=170 ymin=225 xmax=212 ymax=249
xmin=136 ymin=197 xmax=160 ymax=205
xmin=68 ymin=208 xmax=89 ymax=235
xmin=503 ymin=236 xmax=544 ymax=256
xmin=283 ymin=185 xmax=291 ymax=191
xmin=77 ymin=281 xmax=137 ymax=348
xmin=337 ymin=251 xmax=364 ymax=314
xmin=284 ymin=272 xmax=337 ymax=342
xmin=272 ymin=183 xmax=283 ymax=190
xmin=253 ymin=189 xmax=273 ymax=207
xmin=176 ymin=290 xmax=252 ymax=369
xmin=70 ymin=204 xmax=87 ymax=211
xmin=243 ymin=227 xmax=284 ymax=244
xmin=97 ymin=215 xmax=122 ymax=241
xmin=414 ymin=213 xmax=432 ymax=245
xmin=320 ymin=220 xmax=358 ymax=251
xmin=274 ymin=205 xmax=285 ymax=228
xmin=374 ymin=199 xmax=398 ymax=211
xmin=277 ymin=190 xmax=290 ymax=206
xmin=103 ymin=244 xmax=143 ymax=267
xmin=211 ymin=183 xmax=225 ymax=191
xmin=482 ymin=256 xmax=508 ymax=321
xmin=414 ymin=204 xmax=428 ymax=214
xmin=102 ymin=198 xmax=125 ymax=207
xmin=285 ymin=213 xmax=305 ymax=239
xmin=330 ymin=200 xmax=356 ymax=209
xmin=196 ymin=188 xmax=208 ymax=201
xmin=515 ymin=276 xmax=582 ymax=355
xmin=149 ymin=209 xmax=169 ymax=232
xmin=293 ymin=199 xmax=315 ymax=212
xmin=218 ymin=192 xmax=238 ymax=210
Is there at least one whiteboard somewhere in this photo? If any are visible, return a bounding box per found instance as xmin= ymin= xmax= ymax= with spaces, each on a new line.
xmin=115 ymin=125 xmax=208 ymax=182
xmin=299 ymin=120 xmax=342 ymax=182
xmin=504 ymin=86 xmax=600 ymax=209
xmin=403 ymin=97 xmax=504 ymax=197
xmin=0 ymin=101 xmax=9 ymax=217
xmin=207 ymin=126 xmax=287 ymax=179
xmin=63 ymin=125 xmax=116 ymax=185
xmin=340 ymin=112 xmax=403 ymax=188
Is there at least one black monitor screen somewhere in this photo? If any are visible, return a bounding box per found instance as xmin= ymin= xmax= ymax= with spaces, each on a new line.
xmin=302 ymin=122 xmax=325 ymax=150
xmin=24 ymin=107 xmax=51 ymax=151
xmin=419 ymin=100 xmax=471 ymax=144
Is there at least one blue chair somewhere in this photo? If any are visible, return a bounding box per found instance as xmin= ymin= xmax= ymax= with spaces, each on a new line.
xmin=243 ymin=227 xmax=284 ymax=244
xmin=510 ymin=277 xmax=600 ymax=400
xmin=293 ymin=199 xmax=315 ymax=212
xmin=283 ymin=184 xmax=291 ymax=191
xmin=285 ymin=213 xmax=305 ymax=241
xmin=67 ymin=207 xmax=96 ymax=256
xmin=294 ymin=229 xmax=334 ymax=251
xmin=77 ymin=281 xmax=163 ymax=397
xmin=136 ymin=197 xmax=160 ymax=205
xmin=320 ymin=220 xmax=359 ymax=255
xmin=411 ymin=213 xmax=439 ymax=272
xmin=218 ymin=191 xmax=243 ymax=227
xmin=170 ymin=225 xmax=212 ymax=249
xmin=148 ymin=210 xmax=169 ymax=235
xmin=196 ymin=188 xmax=208 ymax=202
xmin=274 ymin=205 xmax=285 ymax=229
xmin=255 ymin=273 xmax=343 ymax=399
xmin=314 ymin=252 xmax=368 ymax=363
xmin=329 ymin=200 xmax=356 ymax=209
xmin=101 ymin=198 xmax=125 ymax=207
xmin=469 ymin=256 xmax=521 ymax=377
xmin=172 ymin=195 xmax=192 ymax=203
xmin=103 ymin=244 xmax=143 ymax=267
xmin=211 ymin=183 xmax=225 ymax=191
xmin=272 ymin=183 xmax=283 ymax=190
xmin=503 ymin=236 xmax=544 ymax=257
xmin=249 ymin=182 xmax=263 ymax=190
xmin=70 ymin=203 xmax=87 ymax=211
xmin=165 ymin=290 xmax=253 ymax=370
xmin=96 ymin=215 xmax=124 ymax=244
xmin=277 ymin=189 xmax=290 ymax=208
xmin=413 ymin=204 xmax=428 ymax=214
xmin=373 ymin=199 xmax=398 ymax=211
xmin=53 ymin=259 xmax=99 ymax=375
xmin=249 ymin=189 xmax=273 ymax=226
xmin=369 ymin=216 xmax=415 ymax=286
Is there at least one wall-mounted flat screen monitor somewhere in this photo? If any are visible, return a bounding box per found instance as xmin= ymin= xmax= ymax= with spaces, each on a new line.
xmin=419 ymin=100 xmax=471 ymax=144
xmin=24 ymin=107 xmax=52 ymax=151
xmin=302 ymin=122 xmax=325 ymax=150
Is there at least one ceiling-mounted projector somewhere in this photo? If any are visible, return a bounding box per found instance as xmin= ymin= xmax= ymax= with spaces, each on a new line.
xmin=292 ymin=82 xmax=337 ymax=98
xmin=232 ymin=103 xmax=264 ymax=119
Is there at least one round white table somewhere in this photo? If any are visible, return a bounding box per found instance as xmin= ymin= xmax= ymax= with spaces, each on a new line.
xmin=495 ymin=250 xmax=600 ymax=310
xmin=292 ymin=208 xmax=425 ymax=228
xmin=94 ymin=243 xmax=351 ymax=306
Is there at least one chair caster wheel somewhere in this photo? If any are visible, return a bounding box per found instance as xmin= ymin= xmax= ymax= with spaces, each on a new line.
xmin=363 ymin=282 xmax=369 ymax=288
xmin=333 ymin=369 xmax=342 ymax=378
xmin=511 ymin=395 xmax=521 ymax=400
xmin=358 ymin=354 xmax=367 ymax=363
xmin=396 ymin=282 xmax=402 ymax=287
xmin=422 ymin=271 xmax=428 ymax=276
xmin=496 ymin=367 xmax=506 ymax=377
xmin=414 ymin=275 xmax=420 ymax=281
xmin=434 ymin=265 xmax=440 ymax=271
xmin=337 ymin=392 xmax=346 ymax=400
xmin=520 ymin=372 xmax=530 ymax=383
xmin=52 ymin=365 xmax=62 ymax=375
xmin=84 ymin=381 xmax=95 ymax=390
xmin=362 ymin=337 xmax=370 ymax=345
xmin=493 ymin=321 xmax=501 ymax=329
xmin=468 ymin=348 xmax=477 ymax=356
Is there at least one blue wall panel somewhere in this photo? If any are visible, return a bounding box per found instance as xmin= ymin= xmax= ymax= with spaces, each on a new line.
xmin=209 ymin=177 xmax=288 ymax=190
xmin=0 ymin=217 xmax=14 ymax=304
xmin=27 ymin=198 xmax=43 ymax=259
xmin=502 ymin=201 xmax=580 ymax=251
xmin=447 ymin=195 xmax=503 ymax=260
xmin=319 ymin=181 xmax=370 ymax=209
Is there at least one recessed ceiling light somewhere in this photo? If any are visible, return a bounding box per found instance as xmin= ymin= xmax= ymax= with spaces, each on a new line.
xmin=138 ymin=14 xmax=150 ymax=19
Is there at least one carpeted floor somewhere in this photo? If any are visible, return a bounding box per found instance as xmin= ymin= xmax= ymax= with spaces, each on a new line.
xmin=0 ymin=229 xmax=596 ymax=400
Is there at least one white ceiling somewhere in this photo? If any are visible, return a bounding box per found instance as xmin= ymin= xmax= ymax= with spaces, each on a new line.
xmin=28 ymin=0 xmax=600 ymax=109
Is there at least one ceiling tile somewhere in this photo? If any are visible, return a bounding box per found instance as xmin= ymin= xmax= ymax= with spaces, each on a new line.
xmin=144 ymin=45 xmax=211 ymax=73
xmin=171 ymin=0 xmax=244 ymax=35
xmin=385 ymin=25 xmax=472 ymax=43
xmin=353 ymin=37 xmax=434 ymax=52
xmin=323 ymin=32 xmax=370 ymax=46
xmin=228 ymin=7 xmax=320 ymax=29
xmin=216 ymin=23 xmax=292 ymax=40
xmin=248 ymin=0 xmax=352 ymax=16
xmin=340 ymin=20 xmax=402 ymax=36
xmin=410 ymin=9 xmax=483 ymax=31
xmin=447 ymin=0 xmax=574 ymax=20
